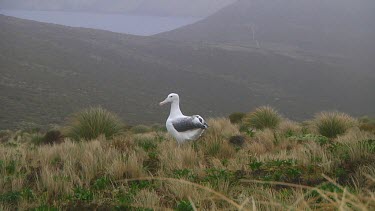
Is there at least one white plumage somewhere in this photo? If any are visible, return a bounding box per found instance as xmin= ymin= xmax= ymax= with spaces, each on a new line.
xmin=160 ymin=93 xmax=208 ymax=143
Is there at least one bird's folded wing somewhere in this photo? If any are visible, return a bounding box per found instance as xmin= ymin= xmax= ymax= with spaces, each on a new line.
xmin=172 ymin=117 xmax=207 ymax=132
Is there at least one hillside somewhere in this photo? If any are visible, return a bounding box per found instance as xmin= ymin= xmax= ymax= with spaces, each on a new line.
xmin=0 ymin=15 xmax=374 ymax=129
xmin=158 ymin=0 xmax=375 ymax=65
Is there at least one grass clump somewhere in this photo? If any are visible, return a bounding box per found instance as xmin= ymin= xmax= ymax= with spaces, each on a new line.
xmin=313 ymin=112 xmax=358 ymax=138
xmin=243 ymin=106 xmax=281 ymax=130
xmin=66 ymin=107 xmax=123 ymax=141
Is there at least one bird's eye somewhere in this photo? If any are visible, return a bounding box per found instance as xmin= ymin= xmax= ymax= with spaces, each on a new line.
xmin=169 ymin=96 xmax=172 ymax=98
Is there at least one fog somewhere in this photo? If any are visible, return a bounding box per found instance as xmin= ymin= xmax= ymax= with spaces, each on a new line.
xmin=0 ymin=0 xmax=237 ymax=17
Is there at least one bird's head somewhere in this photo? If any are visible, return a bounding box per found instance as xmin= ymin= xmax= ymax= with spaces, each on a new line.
xmin=159 ymin=93 xmax=179 ymax=106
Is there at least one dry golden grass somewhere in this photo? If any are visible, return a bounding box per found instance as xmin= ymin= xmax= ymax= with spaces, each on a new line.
xmin=158 ymin=140 xmax=203 ymax=174
xmin=132 ymin=189 xmax=162 ymax=208
xmin=0 ymin=117 xmax=374 ymax=210
xmin=278 ymin=119 xmax=302 ymax=136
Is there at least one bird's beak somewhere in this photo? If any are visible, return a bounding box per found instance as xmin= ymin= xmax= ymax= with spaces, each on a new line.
xmin=159 ymin=100 xmax=167 ymax=106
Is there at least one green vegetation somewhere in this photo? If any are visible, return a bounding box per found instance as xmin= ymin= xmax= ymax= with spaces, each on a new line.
xmin=131 ymin=125 xmax=151 ymax=134
xmin=248 ymin=159 xmax=302 ymax=182
xmin=176 ymin=200 xmax=194 ymax=211
xmin=313 ymin=112 xmax=358 ymax=138
xmin=65 ymin=107 xmax=123 ymax=141
xmin=31 ymin=130 xmax=63 ymax=145
xmin=1 ymin=109 xmax=374 ymax=210
xmin=228 ymin=112 xmax=245 ymax=124
xmin=243 ymin=106 xmax=281 ymax=130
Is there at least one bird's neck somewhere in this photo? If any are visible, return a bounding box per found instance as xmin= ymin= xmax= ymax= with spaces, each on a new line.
xmin=169 ymin=100 xmax=183 ymax=118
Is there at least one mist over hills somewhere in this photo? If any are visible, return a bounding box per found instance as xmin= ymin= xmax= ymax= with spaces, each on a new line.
xmin=132 ymin=0 xmax=236 ymax=17
xmin=1 ymin=15 xmax=374 ymax=129
xmin=159 ymin=0 xmax=375 ymax=66
xmin=0 ymin=0 xmax=236 ymax=17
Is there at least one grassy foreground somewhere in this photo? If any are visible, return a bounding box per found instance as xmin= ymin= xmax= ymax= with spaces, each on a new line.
xmin=0 ymin=113 xmax=374 ymax=210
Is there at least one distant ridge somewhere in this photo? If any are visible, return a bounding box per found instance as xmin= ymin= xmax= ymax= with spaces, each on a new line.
xmin=0 ymin=15 xmax=374 ymax=129
xmin=158 ymin=0 xmax=375 ymax=64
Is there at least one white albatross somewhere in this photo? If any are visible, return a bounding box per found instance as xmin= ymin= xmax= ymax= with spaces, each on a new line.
xmin=159 ymin=93 xmax=208 ymax=143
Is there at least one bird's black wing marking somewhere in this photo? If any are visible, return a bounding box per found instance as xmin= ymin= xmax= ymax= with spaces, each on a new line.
xmin=172 ymin=117 xmax=207 ymax=132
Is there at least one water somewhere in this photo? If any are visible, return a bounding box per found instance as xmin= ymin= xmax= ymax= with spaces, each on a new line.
xmin=0 ymin=10 xmax=200 ymax=36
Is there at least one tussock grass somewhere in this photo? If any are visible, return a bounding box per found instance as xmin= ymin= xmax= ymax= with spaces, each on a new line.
xmin=65 ymin=107 xmax=123 ymax=141
xmin=1 ymin=111 xmax=374 ymax=210
xmin=312 ymin=111 xmax=358 ymax=138
xmin=243 ymin=106 xmax=281 ymax=130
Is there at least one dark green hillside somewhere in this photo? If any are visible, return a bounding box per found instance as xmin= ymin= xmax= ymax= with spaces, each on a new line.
xmin=0 ymin=15 xmax=374 ymax=129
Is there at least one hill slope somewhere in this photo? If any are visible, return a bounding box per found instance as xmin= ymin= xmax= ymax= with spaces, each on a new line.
xmin=158 ymin=0 xmax=375 ymax=64
xmin=0 ymin=15 xmax=374 ymax=129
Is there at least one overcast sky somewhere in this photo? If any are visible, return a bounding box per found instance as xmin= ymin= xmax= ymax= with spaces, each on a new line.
xmin=0 ymin=0 xmax=237 ymax=17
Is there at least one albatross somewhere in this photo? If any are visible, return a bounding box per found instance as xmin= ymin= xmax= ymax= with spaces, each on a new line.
xmin=159 ymin=93 xmax=208 ymax=143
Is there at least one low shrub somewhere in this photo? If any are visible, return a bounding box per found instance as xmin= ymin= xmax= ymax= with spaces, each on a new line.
xmin=43 ymin=130 xmax=63 ymax=144
xmin=228 ymin=112 xmax=246 ymax=124
xmin=229 ymin=135 xmax=246 ymax=147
